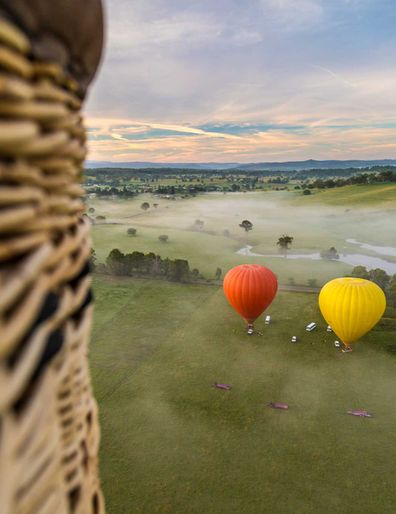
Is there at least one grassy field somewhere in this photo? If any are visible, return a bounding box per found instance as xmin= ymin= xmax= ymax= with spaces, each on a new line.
xmin=293 ymin=184 xmax=396 ymax=206
xmin=89 ymin=187 xmax=396 ymax=285
xmin=92 ymin=276 xmax=396 ymax=514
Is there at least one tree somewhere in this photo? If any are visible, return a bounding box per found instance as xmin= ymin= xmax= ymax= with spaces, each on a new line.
xmin=320 ymin=247 xmax=339 ymax=260
xmin=215 ymin=267 xmax=222 ymax=280
xmin=150 ymin=254 xmax=161 ymax=275
xmin=90 ymin=248 xmax=97 ymax=271
xmin=169 ymin=259 xmax=190 ymax=282
xmin=351 ymin=266 xmax=390 ymax=292
xmin=303 ymin=189 xmax=311 ymax=195
xmin=351 ymin=265 xmax=369 ymax=280
xmin=96 ymin=215 xmax=106 ymax=221
xmin=239 ymin=220 xmax=253 ymax=232
xmin=191 ymin=268 xmax=200 ymax=281
xmin=141 ymin=202 xmax=150 ymax=211
xmin=389 ymin=274 xmax=396 ymax=307
xmin=277 ymin=235 xmax=294 ymax=257
xmin=194 ymin=219 xmax=204 ymax=231
xmin=161 ymin=257 xmax=172 ymax=277
xmin=106 ymin=249 xmax=126 ymax=275
xmin=88 ymin=207 xmax=95 ymax=213
xmin=153 ymin=203 xmax=159 ymax=208
xmin=124 ymin=251 xmax=145 ymax=274
xmin=127 ymin=228 xmax=137 ymax=236
xmin=143 ymin=252 xmax=158 ymax=275
xmin=369 ymin=268 xmax=390 ymax=292
xmin=158 ymin=235 xmax=169 ymax=243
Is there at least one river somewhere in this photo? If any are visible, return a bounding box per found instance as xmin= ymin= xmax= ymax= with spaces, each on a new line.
xmin=237 ymin=244 xmax=396 ymax=275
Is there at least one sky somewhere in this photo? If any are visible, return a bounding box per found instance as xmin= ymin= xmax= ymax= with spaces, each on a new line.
xmin=86 ymin=0 xmax=396 ymax=163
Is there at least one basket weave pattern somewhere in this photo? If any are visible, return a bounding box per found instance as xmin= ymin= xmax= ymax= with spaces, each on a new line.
xmin=0 ymin=17 xmax=104 ymax=514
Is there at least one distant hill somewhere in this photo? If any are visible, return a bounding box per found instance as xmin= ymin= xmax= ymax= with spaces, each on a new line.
xmin=86 ymin=159 xmax=396 ymax=171
xmin=231 ymin=159 xmax=396 ymax=171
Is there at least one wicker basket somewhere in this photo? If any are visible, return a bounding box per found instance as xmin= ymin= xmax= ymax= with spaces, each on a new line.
xmin=0 ymin=16 xmax=104 ymax=514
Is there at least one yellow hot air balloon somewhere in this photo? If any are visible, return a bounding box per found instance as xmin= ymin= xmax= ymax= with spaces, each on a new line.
xmin=319 ymin=277 xmax=386 ymax=350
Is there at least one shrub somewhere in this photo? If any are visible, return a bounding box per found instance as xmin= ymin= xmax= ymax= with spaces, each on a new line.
xmin=320 ymin=247 xmax=339 ymax=260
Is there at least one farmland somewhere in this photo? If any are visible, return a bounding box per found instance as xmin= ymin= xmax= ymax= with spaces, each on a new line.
xmin=89 ymin=186 xmax=396 ymax=285
xmin=89 ymin=182 xmax=396 ymax=513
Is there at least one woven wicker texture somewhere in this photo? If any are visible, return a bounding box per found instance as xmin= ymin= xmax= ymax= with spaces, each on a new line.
xmin=0 ymin=16 xmax=104 ymax=514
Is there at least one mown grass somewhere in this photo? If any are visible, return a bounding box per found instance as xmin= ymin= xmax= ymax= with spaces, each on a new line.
xmin=92 ymin=276 xmax=396 ymax=514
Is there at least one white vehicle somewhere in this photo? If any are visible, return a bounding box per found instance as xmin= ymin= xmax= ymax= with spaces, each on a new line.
xmin=291 ymin=336 xmax=297 ymax=343
xmin=306 ymin=322 xmax=317 ymax=332
xmin=265 ymin=315 xmax=271 ymax=325
xmin=327 ymin=325 xmax=333 ymax=332
xmin=334 ymin=340 xmax=341 ymax=348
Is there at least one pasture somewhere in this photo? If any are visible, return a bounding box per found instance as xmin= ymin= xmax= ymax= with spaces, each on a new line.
xmin=92 ymin=276 xmax=396 ymax=514
xmin=292 ymin=183 xmax=396 ymax=207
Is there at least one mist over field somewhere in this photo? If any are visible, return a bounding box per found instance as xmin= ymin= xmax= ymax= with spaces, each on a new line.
xmin=90 ymin=187 xmax=396 ymax=285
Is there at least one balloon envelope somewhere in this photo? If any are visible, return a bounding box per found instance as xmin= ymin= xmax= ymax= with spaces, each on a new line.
xmin=319 ymin=277 xmax=386 ymax=345
xmin=223 ymin=264 xmax=278 ymax=323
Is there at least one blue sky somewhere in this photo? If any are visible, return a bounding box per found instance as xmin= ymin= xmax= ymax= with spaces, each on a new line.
xmin=86 ymin=0 xmax=396 ymax=162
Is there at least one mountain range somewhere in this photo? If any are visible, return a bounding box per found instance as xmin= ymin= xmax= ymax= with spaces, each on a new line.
xmin=86 ymin=159 xmax=396 ymax=171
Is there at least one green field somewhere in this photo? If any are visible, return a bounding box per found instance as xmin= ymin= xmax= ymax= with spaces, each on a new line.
xmin=293 ymin=184 xmax=396 ymax=206
xmin=90 ymin=185 xmax=396 ymax=512
xmin=89 ymin=187 xmax=396 ymax=285
xmin=92 ymin=276 xmax=396 ymax=514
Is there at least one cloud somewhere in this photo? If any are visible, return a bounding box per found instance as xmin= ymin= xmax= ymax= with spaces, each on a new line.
xmin=86 ymin=115 xmax=396 ymax=163
xmin=87 ymin=118 xmax=242 ymax=141
xmin=109 ymin=13 xmax=222 ymax=54
xmin=85 ymin=0 xmax=396 ymax=162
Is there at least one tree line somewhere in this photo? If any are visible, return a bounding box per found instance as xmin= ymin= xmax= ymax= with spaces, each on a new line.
xmin=99 ymin=249 xmax=212 ymax=283
xmin=90 ymin=248 xmax=396 ymax=303
xmin=309 ymin=170 xmax=396 ymax=190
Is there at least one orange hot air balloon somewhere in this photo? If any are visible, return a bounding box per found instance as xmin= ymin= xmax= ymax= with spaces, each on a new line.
xmin=223 ymin=264 xmax=278 ymax=328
